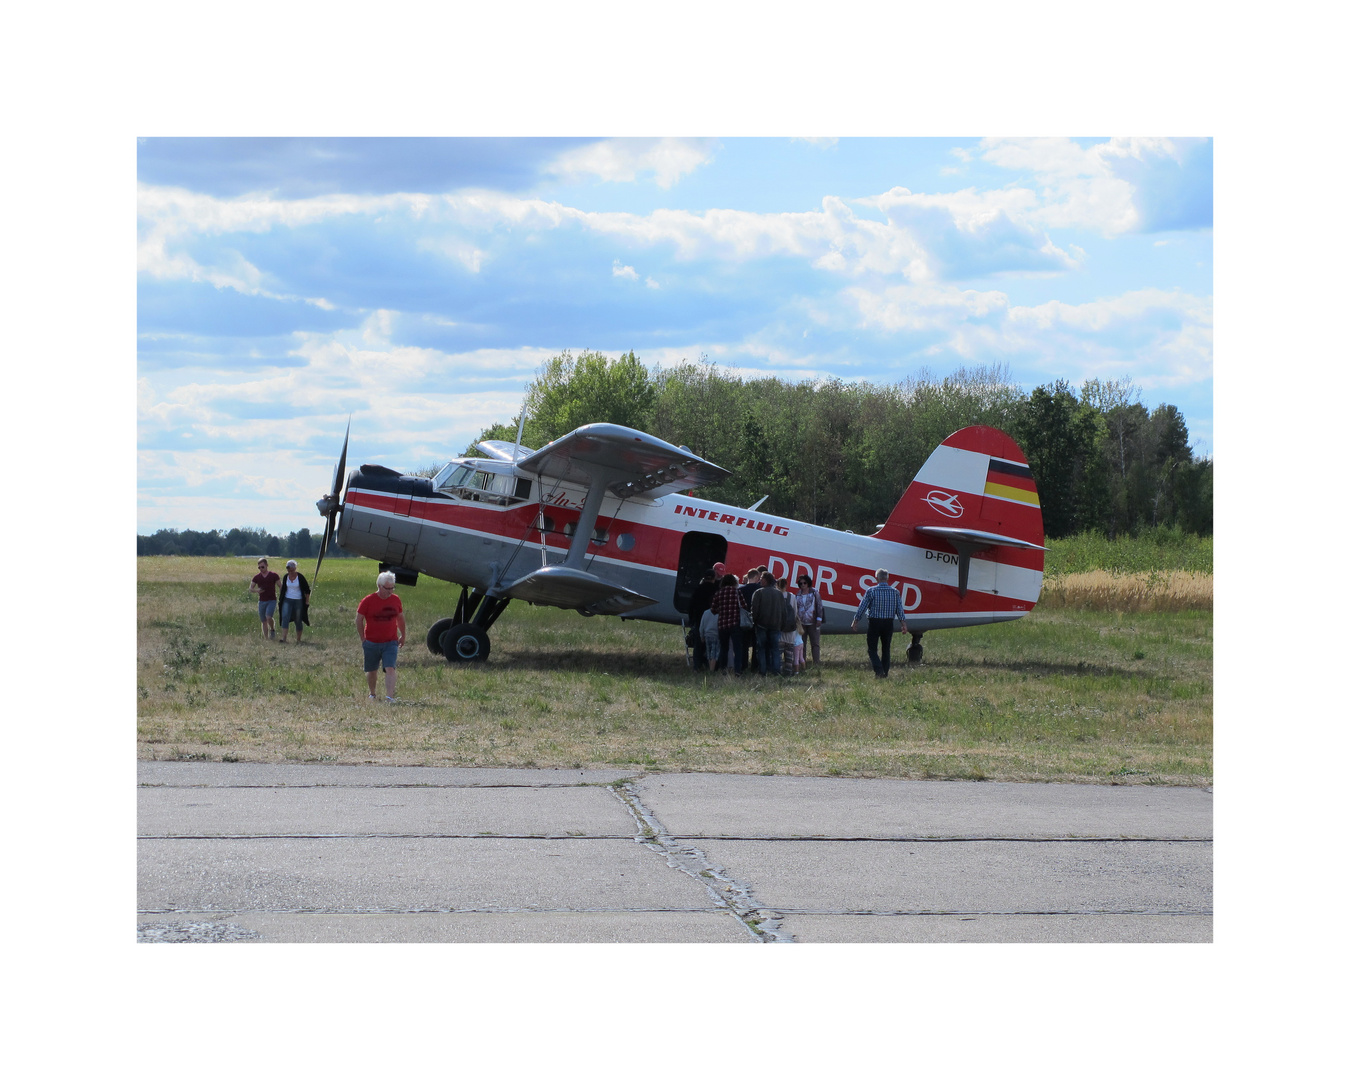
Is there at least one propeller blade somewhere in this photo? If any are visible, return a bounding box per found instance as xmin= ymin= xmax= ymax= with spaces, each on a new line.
xmin=314 ymin=512 xmax=335 ymax=583
xmin=313 ymin=419 xmax=351 ymax=586
xmin=333 ymin=418 xmax=349 ymax=501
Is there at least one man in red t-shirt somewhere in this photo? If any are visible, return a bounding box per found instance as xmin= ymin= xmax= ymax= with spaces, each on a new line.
xmin=248 ymin=557 xmax=281 ymax=640
xmin=356 ymin=571 xmax=406 ymax=702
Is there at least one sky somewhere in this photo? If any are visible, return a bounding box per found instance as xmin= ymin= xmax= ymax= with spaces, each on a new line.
xmin=137 ymin=136 xmax=1213 ymax=534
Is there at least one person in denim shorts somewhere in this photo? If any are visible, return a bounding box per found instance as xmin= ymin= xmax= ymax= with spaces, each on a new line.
xmin=249 ymin=557 xmax=280 ymax=640
xmin=356 ymin=571 xmax=406 ymax=702
xmin=277 ymin=559 xmax=311 ymax=644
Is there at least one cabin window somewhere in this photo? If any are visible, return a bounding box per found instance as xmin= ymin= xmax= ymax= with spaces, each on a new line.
xmin=562 ymin=522 xmax=609 ymax=544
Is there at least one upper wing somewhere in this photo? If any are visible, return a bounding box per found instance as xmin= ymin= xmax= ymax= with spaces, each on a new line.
xmin=514 ymin=423 xmax=730 ymax=500
xmin=474 ymin=439 xmax=537 ymax=462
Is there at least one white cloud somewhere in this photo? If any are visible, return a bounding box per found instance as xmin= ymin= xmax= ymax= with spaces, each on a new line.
xmin=976 ymin=137 xmax=1205 ymax=236
xmin=417 ymin=234 xmax=485 ymax=273
xmin=138 ymin=181 xmax=1061 ymax=290
xmin=612 ymin=260 xmax=639 ymax=280
xmin=544 ymin=138 xmax=717 ymax=188
xmin=846 ymin=282 xmax=1011 ymax=333
xmin=842 ymin=282 xmax=1211 ymax=387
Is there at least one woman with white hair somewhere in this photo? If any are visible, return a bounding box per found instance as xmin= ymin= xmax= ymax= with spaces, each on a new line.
xmin=356 ymin=571 xmax=406 ymax=702
xmin=277 ymin=559 xmax=311 ymax=644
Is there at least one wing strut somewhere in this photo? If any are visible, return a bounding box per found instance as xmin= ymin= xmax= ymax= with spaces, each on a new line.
xmin=563 ymin=468 xmax=616 ymax=569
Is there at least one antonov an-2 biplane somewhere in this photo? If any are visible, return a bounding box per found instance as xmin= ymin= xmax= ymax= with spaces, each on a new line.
xmin=312 ymin=422 xmax=1045 ymax=664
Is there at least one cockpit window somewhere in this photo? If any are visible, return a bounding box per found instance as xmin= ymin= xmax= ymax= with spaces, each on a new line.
xmin=434 ymin=463 xmax=474 ymax=491
xmin=435 ymin=462 xmax=531 ymax=505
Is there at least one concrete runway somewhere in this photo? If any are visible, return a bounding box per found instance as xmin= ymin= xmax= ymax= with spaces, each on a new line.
xmin=137 ymin=762 xmax=1212 ymax=943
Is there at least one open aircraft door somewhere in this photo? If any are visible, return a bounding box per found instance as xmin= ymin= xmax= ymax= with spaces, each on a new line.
xmin=673 ymin=531 xmax=727 ymax=614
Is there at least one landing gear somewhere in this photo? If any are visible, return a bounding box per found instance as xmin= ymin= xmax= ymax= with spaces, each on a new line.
xmin=440 ymin=623 xmax=490 ymax=662
xmin=426 ymin=617 xmax=457 ymax=655
xmin=906 ymin=632 xmax=924 ymax=665
xmin=426 ymin=586 xmax=511 ymax=663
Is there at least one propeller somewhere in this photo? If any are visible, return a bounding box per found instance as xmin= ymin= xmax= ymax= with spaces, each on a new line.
xmin=313 ymin=418 xmax=350 ymax=585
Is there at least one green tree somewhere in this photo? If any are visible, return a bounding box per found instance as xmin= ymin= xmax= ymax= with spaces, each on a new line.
xmin=1012 ymin=381 xmax=1104 ymax=538
xmin=522 ymin=349 xmax=657 ymax=445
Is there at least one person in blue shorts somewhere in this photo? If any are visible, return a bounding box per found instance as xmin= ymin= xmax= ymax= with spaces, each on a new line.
xmin=248 ymin=557 xmax=280 ymax=640
xmin=356 ymin=571 xmax=406 ymax=702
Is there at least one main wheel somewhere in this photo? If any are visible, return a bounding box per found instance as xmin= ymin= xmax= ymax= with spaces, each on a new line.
xmin=426 ymin=617 xmax=457 ymax=655
xmin=906 ymin=638 xmax=924 ymax=664
xmin=440 ymin=623 xmax=491 ymax=663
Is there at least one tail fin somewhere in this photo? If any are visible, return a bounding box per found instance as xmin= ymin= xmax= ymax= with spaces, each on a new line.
xmin=875 ymin=426 xmax=1045 ymax=594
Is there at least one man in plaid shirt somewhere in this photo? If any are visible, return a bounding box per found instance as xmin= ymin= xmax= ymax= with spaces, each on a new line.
xmin=851 ymin=569 xmax=908 ymax=678
xmin=710 ymin=573 xmax=745 ymax=674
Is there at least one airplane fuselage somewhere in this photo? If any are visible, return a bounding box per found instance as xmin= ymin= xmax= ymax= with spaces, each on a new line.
xmin=337 ymin=457 xmax=1042 ymax=634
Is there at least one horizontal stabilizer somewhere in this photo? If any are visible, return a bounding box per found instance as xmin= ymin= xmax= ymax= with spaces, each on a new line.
xmin=914 ymin=526 xmax=1046 ymax=551
xmin=516 ymin=423 xmax=730 ymax=500
xmin=500 ymin=565 xmax=657 ymax=616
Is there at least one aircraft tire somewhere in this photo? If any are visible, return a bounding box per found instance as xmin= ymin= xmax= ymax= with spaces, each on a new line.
xmin=906 ymin=641 xmax=923 ymax=664
xmin=426 ymin=618 xmax=457 ymax=655
xmin=440 ymin=624 xmax=491 ymax=663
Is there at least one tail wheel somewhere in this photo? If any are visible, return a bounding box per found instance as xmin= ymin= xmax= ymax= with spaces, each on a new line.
xmin=440 ymin=624 xmax=491 ymax=663
xmin=426 ymin=617 xmax=457 ymax=655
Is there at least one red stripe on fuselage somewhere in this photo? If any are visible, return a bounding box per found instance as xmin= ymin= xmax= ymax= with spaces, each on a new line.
xmin=343 ymin=487 xmax=1040 ymax=613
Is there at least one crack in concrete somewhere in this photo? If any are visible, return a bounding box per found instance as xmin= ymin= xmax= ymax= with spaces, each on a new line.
xmin=609 ymin=781 xmax=790 ymax=943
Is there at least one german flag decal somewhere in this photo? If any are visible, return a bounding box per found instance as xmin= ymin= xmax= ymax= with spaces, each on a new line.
xmin=984 ymin=457 xmax=1040 ymax=506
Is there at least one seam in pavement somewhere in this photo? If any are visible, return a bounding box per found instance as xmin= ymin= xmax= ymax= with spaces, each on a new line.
xmin=137 ymin=782 xmax=623 ymax=790
xmin=670 ymin=835 xmax=1213 ymax=843
xmin=769 ymin=908 xmax=1213 ymax=916
xmin=138 ymin=833 xmax=640 ymax=840
xmin=138 ymin=906 xmax=723 ymax=915
xmin=136 ymin=833 xmax=1212 ymax=842
xmin=609 ymin=782 xmax=790 ymax=943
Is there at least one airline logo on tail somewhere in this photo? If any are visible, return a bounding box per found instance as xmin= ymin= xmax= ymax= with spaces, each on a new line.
xmin=923 ymin=490 xmax=965 ymax=518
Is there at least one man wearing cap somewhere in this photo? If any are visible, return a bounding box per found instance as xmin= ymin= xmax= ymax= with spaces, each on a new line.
xmin=851 ymin=569 xmax=908 ymax=678
xmin=248 ymin=557 xmax=281 ymax=640
xmin=277 ymin=559 xmax=312 ymax=644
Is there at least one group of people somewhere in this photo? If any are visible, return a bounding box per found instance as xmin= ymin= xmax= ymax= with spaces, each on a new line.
xmin=248 ymin=554 xmax=906 ymax=700
xmin=688 ymin=563 xmax=908 ymax=679
xmin=249 ymin=557 xmax=311 ymax=643
xmin=688 ymin=562 xmax=826 ymax=677
xmin=249 ymin=560 xmax=406 ymax=703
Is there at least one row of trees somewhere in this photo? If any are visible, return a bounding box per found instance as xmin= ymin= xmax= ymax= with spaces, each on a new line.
xmin=135 ymin=526 xmax=355 ymax=559
xmin=470 ymin=351 xmax=1212 ymax=539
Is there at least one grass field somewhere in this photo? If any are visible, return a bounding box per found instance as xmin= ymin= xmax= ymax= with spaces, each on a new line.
xmin=136 ymin=554 xmax=1212 ymax=785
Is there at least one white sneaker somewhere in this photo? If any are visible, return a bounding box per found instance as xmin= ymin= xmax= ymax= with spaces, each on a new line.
xmin=385 ymin=696 xmax=396 ymax=704
xmin=367 ymin=694 xmax=377 ymax=701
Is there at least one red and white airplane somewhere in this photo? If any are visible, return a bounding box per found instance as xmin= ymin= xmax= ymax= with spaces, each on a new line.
xmin=313 ymin=422 xmax=1045 ymax=663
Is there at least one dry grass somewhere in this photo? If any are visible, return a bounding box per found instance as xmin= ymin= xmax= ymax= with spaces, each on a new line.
xmin=137 ymin=557 xmax=1212 ymax=785
xmin=1040 ymin=570 xmax=1213 ymax=612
